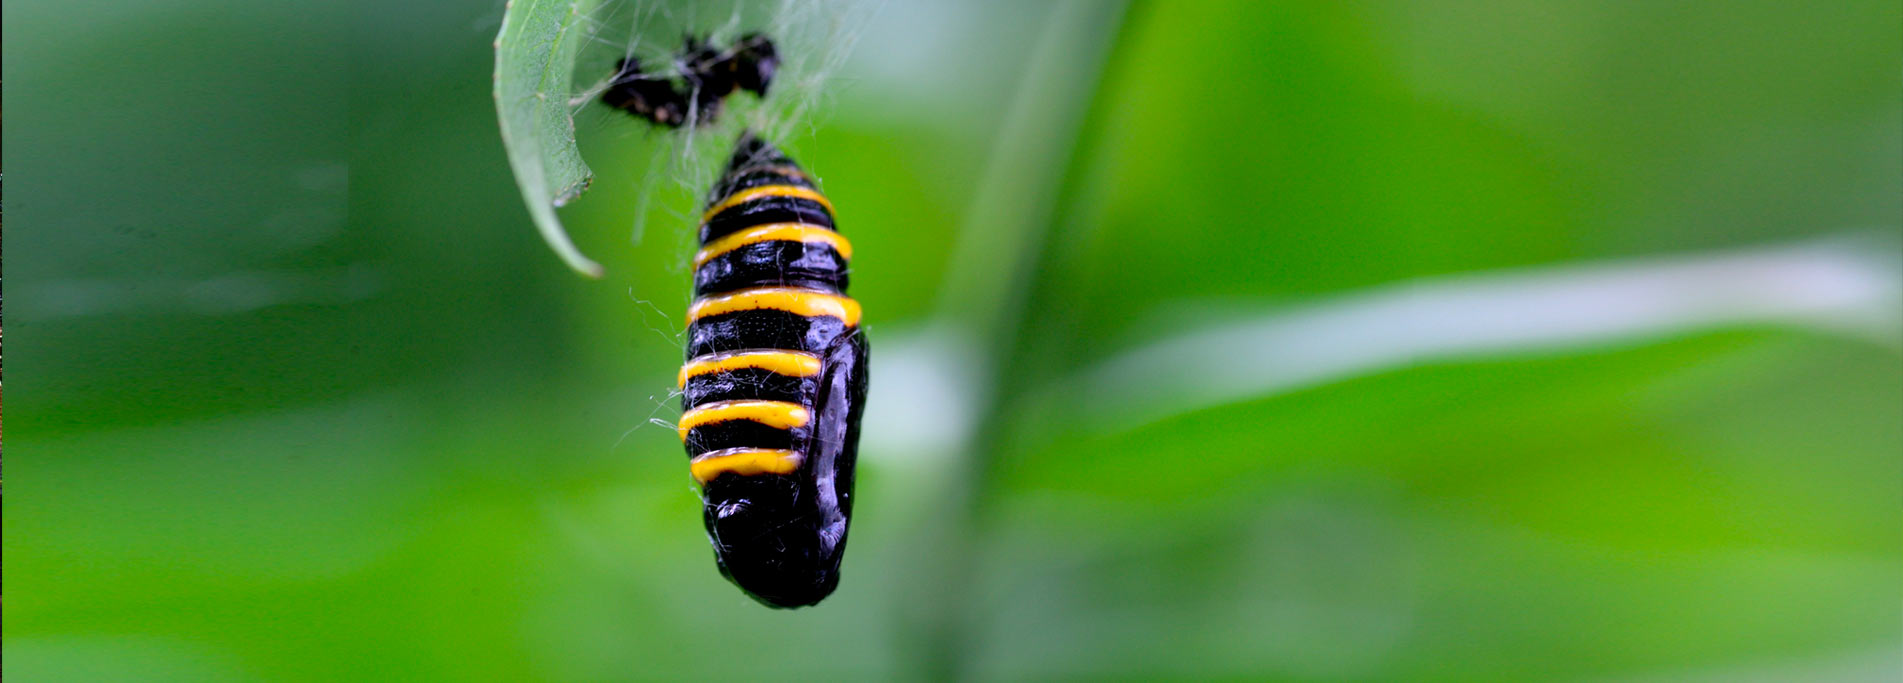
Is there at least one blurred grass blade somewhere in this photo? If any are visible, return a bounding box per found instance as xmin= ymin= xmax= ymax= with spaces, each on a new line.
xmin=494 ymin=0 xmax=605 ymax=278
xmin=1069 ymin=236 xmax=1903 ymax=430
xmin=899 ymin=0 xmax=1131 ymax=677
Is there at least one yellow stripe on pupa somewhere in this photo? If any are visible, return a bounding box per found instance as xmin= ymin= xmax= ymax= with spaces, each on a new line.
xmin=693 ymin=223 xmax=852 ymax=269
xmin=678 ymin=350 xmax=823 ymax=388
xmin=689 ymin=448 xmax=803 ymax=482
xmin=686 ymin=287 xmax=861 ymax=327
xmin=677 ymin=400 xmax=812 ymax=441
xmin=702 ymin=185 xmax=835 ymax=223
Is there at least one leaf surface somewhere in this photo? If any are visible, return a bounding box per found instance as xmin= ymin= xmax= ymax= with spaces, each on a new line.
xmin=494 ymin=0 xmax=604 ymax=277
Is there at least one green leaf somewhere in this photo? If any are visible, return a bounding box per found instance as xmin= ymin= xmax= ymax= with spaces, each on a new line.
xmin=494 ymin=0 xmax=605 ymax=278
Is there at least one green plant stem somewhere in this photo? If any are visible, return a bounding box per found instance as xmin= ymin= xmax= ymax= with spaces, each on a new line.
xmin=899 ymin=1 xmax=1131 ymax=679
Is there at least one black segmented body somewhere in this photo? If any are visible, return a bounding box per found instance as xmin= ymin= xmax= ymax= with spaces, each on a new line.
xmin=601 ymin=34 xmax=779 ymax=128
xmin=679 ymin=133 xmax=867 ymax=608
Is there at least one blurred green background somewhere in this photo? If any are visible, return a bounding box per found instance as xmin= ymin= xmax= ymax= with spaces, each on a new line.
xmin=6 ymin=0 xmax=1901 ymax=680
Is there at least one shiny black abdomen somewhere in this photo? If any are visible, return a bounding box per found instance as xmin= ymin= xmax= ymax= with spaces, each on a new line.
xmin=699 ymin=331 xmax=865 ymax=607
xmin=681 ymin=133 xmax=865 ymax=608
xmin=694 ymin=241 xmax=849 ymax=294
xmin=686 ymin=310 xmax=851 ymax=359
